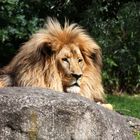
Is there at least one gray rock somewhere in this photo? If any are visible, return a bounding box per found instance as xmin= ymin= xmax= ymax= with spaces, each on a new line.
xmin=123 ymin=116 xmax=140 ymax=132
xmin=0 ymin=87 xmax=135 ymax=140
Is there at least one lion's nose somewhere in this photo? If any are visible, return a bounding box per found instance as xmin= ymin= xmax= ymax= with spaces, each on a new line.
xmin=72 ymin=73 xmax=82 ymax=80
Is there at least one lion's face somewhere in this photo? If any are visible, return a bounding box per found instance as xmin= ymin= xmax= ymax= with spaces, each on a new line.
xmin=56 ymin=44 xmax=85 ymax=94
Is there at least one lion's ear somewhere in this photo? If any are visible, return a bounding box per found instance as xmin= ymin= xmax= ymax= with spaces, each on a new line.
xmin=39 ymin=42 xmax=54 ymax=57
xmin=91 ymin=48 xmax=102 ymax=69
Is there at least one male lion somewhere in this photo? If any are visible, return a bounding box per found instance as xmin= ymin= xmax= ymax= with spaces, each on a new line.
xmin=0 ymin=18 xmax=112 ymax=109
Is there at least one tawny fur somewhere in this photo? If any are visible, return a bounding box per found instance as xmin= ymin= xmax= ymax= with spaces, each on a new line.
xmin=0 ymin=18 xmax=106 ymax=103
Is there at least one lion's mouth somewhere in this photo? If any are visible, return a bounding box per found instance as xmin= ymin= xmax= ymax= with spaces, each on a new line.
xmin=65 ymin=83 xmax=80 ymax=94
xmin=71 ymin=83 xmax=80 ymax=87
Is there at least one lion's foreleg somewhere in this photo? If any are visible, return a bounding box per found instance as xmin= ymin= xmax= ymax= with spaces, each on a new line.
xmin=97 ymin=102 xmax=113 ymax=110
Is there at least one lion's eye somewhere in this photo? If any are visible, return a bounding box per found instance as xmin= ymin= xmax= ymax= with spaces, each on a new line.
xmin=78 ymin=59 xmax=83 ymax=63
xmin=62 ymin=58 xmax=69 ymax=62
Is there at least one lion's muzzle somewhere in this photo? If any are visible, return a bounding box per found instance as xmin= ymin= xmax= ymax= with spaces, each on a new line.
xmin=65 ymin=85 xmax=80 ymax=94
xmin=71 ymin=73 xmax=82 ymax=80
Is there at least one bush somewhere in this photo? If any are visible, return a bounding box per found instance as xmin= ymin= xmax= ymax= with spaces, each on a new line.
xmin=101 ymin=2 xmax=140 ymax=93
xmin=0 ymin=0 xmax=44 ymax=65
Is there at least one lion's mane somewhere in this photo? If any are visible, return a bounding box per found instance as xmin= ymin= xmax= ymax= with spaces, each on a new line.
xmin=0 ymin=18 xmax=105 ymax=102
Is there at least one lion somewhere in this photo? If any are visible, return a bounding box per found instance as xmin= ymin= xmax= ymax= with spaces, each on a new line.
xmin=0 ymin=18 xmax=112 ymax=109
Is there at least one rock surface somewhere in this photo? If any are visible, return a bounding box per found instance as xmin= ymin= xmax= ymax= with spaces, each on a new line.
xmin=124 ymin=116 xmax=140 ymax=132
xmin=0 ymin=87 xmax=135 ymax=140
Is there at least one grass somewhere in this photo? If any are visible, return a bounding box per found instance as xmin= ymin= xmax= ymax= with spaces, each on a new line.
xmin=134 ymin=131 xmax=140 ymax=140
xmin=106 ymin=94 xmax=140 ymax=140
xmin=107 ymin=94 xmax=140 ymax=119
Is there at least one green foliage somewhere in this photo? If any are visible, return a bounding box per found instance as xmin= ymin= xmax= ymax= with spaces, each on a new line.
xmin=0 ymin=0 xmax=139 ymax=93
xmin=0 ymin=0 xmax=43 ymax=65
xmin=102 ymin=2 xmax=140 ymax=93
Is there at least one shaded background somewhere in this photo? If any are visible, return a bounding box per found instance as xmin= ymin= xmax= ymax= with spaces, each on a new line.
xmin=0 ymin=0 xmax=139 ymax=94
